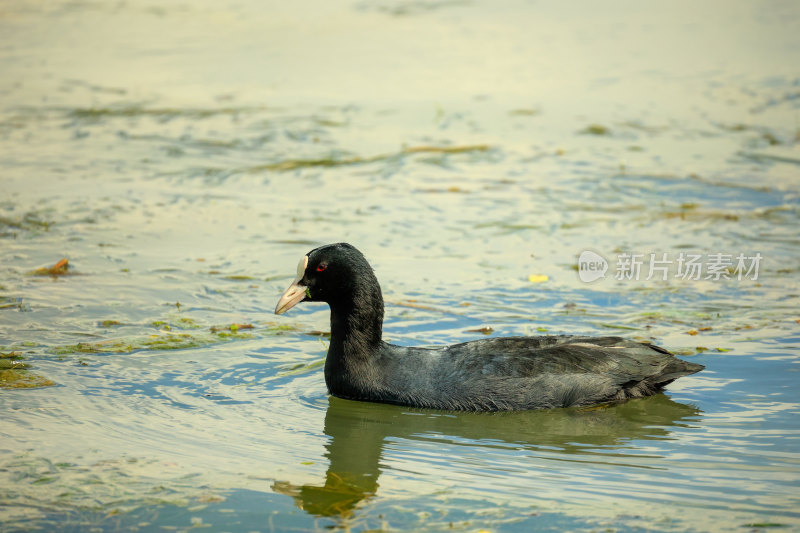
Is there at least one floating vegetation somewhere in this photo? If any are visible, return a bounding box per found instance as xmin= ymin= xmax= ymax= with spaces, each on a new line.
xmin=210 ymin=323 xmax=254 ymax=333
xmin=255 ymin=153 xmax=385 ymax=172
xmin=357 ymin=0 xmax=471 ymax=17
xmin=50 ymin=329 xmax=254 ymax=355
xmin=275 ymin=358 xmax=325 ymax=379
xmin=0 ymin=352 xmax=56 ymax=389
xmin=0 ymin=351 xmax=24 ymax=365
xmin=579 ymin=124 xmax=611 ymax=136
xmin=473 ymin=221 xmax=543 ymax=235
xmin=416 ymin=185 xmax=470 ymax=193
xmin=1 ymin=454 xmax=228 ymax=525
xmin=593 ymin=323 xmax=639 ymax=331
xmin=67 ymin=104 xmax=267 ymax=122
xmin=177 ymin=317 xmax=202 ymax=329
xmin=49 ymin=319 xmax=306 ymax=356
xmin=716 ymin=122 xmax=785 ymax=146
xmin=509 ymin=108 xmax=540 ymax=116
xmin=0 ymin=369 xmax=56 ymax=388
xmin=0 ymin=296 xmax=24 ymax=310
xmin=29 ymin=258 xmax=71 ymax=277
xmin=635 ymin=310 xmax=725 ymax=328
xmin=312 ymin=116 xmax=347 ymax=127
xmin=0 ymin=211 xmax=54 ymax=235
xmin=717 ymin=122 xmax=750 ymax=132
xmin=252 ymin=144 xmax=491 ymax=173
xmin=403 ymin=144 xmax=490 ymax=155
xmin=739 ymin=151 xmax=800 ymax=167
xmin=466 ymin=326 xmax=494 ymax=335
xmin=558 ymin=303 xmax=588 ymax=315
xmin=661 ymin=209 xmax=739 ymax=222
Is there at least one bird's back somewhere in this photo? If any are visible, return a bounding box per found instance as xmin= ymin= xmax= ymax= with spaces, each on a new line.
xmin=366 ymin=336 xmax=703 ymax=411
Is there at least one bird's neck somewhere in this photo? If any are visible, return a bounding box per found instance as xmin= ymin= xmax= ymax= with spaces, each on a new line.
xmin=328 ymin=294 xmax=384 ymax=358
xmin=324 ymin=287 xmax=384 ymax=397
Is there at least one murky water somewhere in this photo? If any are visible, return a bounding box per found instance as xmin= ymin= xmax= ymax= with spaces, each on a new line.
xmin=2 ymin=0 xmax=799 ymax=531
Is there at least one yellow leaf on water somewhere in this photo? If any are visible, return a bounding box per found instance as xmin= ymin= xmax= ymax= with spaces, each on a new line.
xmin=528 ymin=274 xmax=549 ymax=283
xmin=30 ymin=258 xmax=70 ymax=277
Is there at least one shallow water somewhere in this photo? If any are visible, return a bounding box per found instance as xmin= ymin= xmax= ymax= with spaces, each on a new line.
xmin=1 ymin=0 xmax=800 ymax=531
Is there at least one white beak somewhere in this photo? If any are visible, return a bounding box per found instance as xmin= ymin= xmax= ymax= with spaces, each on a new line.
xmin=274 ymin=255 xmax=308 ymax=315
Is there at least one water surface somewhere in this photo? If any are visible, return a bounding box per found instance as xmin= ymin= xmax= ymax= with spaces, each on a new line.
xmin=1 ymin=1 xmax=799 ymax=531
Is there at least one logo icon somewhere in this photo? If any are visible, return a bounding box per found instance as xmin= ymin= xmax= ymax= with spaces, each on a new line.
xmin=578 ymin=251 xmax=608 ymax=283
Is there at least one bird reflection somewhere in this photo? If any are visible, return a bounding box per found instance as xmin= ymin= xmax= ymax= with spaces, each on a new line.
xmin=272 ymin=394 xmax=701 ymax=520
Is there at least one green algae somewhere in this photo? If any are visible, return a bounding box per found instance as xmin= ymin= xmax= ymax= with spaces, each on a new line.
xmin=269 ymin=323 xmax=297 ymax=332
xmin=177 ymin=317 xmax=202 ymax=329
xmin=50 ymin=320 xmax=304 ymax=356
xmin=0 ymin=352 xmax=56 ymax=389
xmin=0 ymin=358 xmax=29 ymax=370
xmin=210 ymin=323 xmax=254 ymax=334
xmin=51 ymin=329 xmax=254 ymax=355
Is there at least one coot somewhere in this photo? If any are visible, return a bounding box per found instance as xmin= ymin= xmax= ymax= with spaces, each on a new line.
xmin=275 ymin=243 xmax=703 ymax=411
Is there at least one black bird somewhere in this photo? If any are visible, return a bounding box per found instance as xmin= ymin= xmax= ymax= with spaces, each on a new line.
xmin=275 ymin=243 xmax=704 ymax=411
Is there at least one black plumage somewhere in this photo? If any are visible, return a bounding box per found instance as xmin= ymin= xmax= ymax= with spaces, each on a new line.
xmin=275 ymin=243 xmax=704 ymax=411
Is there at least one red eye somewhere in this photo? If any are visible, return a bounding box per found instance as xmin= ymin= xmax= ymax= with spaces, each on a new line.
xmin=316 ymin=264 xmax=327 ymax=272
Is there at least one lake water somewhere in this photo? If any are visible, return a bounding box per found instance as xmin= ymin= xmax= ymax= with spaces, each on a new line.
xmin=1 ymin=1 xmax=799 ymax=531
